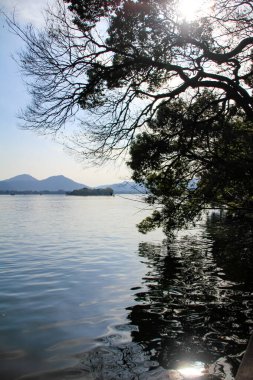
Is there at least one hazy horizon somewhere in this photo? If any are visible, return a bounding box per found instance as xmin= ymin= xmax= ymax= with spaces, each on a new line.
xmin=0 ymin=172 xmax=133 ymax=187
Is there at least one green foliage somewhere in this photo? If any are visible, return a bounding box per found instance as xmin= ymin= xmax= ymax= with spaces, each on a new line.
xmin=8 ymin=0 xmax=253 ymax=235
xmin=128 ymin=94 xmax=253 ymax=234
xmin=10 ymin=0 xmax=253 ymax=154
xmin=67 ymin=187 xmax=113 ymax=196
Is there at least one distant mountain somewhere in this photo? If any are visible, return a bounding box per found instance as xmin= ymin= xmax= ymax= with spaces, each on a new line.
xmin=0 ymin=175 xmax=147 ymax=194
xmin=39 ymin=175 xmax=87 ymax=192
xmin=0 ymin=174 xmax=87 ymax=192
xmin=98 ymin=181 xmax=147 ymax=194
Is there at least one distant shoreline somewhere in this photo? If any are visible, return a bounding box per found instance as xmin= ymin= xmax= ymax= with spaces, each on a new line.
xmin=0 ymin=191 xmax=66 ymax=195
xmin=0 ymin=175 xmax=146 ymax=195
xmin=66 ymin=187 xmax=113 ymax=196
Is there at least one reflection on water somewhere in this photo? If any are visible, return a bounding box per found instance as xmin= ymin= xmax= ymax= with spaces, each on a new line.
xmin=21 ymin=213 xmax=253 ymax=380
xmin=206 ymin=213 xmax=253 ymax=284
xmin=126 ymin=214 xmax=253 ymax=379
xmin=1 ymin=195 xmax=253 ymax=380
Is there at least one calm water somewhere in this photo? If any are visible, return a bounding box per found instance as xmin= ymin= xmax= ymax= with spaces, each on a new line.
xmin=0 ymin=195 xmax=253 ymax=380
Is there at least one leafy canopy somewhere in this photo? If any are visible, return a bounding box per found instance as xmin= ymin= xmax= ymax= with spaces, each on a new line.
xmin=8 ymin=0 xmax=253 ymax=157
xmin=6 ymin=0 xmax=253 ymax=233
xmin=128 ymin=93 xmax=253 ymax=235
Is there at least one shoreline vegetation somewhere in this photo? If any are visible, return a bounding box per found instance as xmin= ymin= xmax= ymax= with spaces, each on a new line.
xmin=0 ymin=187 xmax=114 ymax=196
xmin=66 ymin=187 xmax=114 ymax=196
xmin=0 ymin=190 xmax=66 ymax=195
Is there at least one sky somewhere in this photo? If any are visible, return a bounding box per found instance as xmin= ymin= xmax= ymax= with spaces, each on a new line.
xmin=0 ymin=0 xmax=131 ymax=186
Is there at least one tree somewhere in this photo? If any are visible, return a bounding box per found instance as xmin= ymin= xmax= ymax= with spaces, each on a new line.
xmin=128 ymin=93 xmax=253 ymax=235
xmin=7 ymin=0 xmax=253 ymax=157
xmin=6 ymin=0 xmax=253 ymax=233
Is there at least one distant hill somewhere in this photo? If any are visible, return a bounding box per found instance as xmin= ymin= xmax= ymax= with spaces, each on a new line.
xmin=0 ymin=174 xmax=87 ymax=192
xmin=97 ymin=181 xmax=147 ymax=194
xmin=0 ymin=175 xmax=147 ymax=194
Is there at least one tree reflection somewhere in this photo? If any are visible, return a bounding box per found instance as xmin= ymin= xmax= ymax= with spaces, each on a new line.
xmin=127 ymin=216 xmax=253 ymax=377
xmin=19 ymin=216 xmax=253 ymax=379
xmin=206 ymin=212 xmax=253 ymax=284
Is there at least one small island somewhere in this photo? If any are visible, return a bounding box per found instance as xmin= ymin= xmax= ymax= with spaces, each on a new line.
xmin=66 ymin=187 xmax=114 ymax=196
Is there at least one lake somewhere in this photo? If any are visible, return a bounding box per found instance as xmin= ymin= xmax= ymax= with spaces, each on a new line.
xmin=0 ymin=195 xmax=253 ymax=379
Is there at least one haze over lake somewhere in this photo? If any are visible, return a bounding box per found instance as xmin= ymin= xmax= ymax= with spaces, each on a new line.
xmin=0 ymin=195 xmax=253 ymax=379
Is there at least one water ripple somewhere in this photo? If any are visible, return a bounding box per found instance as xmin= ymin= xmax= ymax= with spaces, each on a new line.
xmin=1 ymin=196 xmax=253 ymax=379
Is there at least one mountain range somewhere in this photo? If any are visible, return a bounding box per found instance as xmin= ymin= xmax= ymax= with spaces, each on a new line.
xmin=0 ymin=174 xmax=146 ymax=194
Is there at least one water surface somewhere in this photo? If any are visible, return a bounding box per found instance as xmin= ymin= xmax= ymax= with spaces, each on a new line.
xmin=0 ymin=196 xmax=252 ymax=379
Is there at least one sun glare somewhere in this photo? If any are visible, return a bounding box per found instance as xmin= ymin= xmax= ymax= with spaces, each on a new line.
xmin=177 ymin=0 xmax=210 ymax=21
xmin=176 ymin=361 xmax=207 ymax=378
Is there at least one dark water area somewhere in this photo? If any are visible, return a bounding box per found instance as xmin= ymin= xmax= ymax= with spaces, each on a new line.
xmin=0 ymin=196 xmax=253 ymax=379
xmin=128 ymin=216 xmax=253 ymax=379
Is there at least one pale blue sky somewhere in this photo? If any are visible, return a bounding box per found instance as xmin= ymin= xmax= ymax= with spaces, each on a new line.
xmin=0 ymin=0 xmax=130 ymax=186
